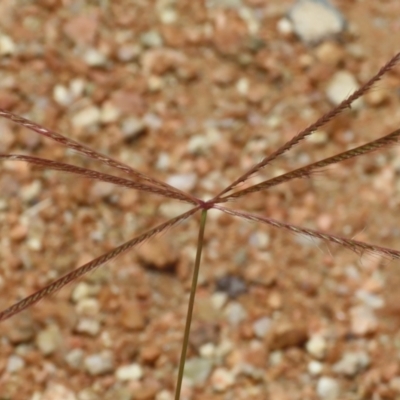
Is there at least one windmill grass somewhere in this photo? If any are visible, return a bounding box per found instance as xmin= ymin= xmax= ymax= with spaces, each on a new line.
xmin=1 ymin=52 xmax=400 ymax=399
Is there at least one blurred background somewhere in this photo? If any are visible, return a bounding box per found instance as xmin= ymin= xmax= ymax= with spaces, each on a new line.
xmin=1 ymin=0 xmax=400 ymax=399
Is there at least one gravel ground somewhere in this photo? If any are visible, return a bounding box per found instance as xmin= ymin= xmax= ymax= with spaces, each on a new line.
xmin=1 ymin=0 xmax=400 ymax=399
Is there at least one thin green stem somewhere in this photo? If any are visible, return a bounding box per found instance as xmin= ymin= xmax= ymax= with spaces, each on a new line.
xmin=174 ymin=209 xmax=208 ymax=400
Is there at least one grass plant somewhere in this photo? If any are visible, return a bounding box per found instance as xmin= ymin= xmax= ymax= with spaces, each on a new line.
xmin=1 ymin=52 xmax=400 ymax=399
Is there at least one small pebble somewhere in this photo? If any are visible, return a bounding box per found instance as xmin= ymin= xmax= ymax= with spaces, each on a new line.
xmin=53 ymin=84 xmax=73 ymax=106
xmin=236 ymin=77 xmax=249 ymax=96
xmin=288 ymin=0 xmax=345 ymax=44
xmin=332 ymin=351 xmax=370 ymax=376
xmin=277 ymin=17 xmax=293 ymax=36
xmin=211 ymin=368 xmax=235 ymax=392
xmin=269 ymin=351 xmax=283 ymax=366
xmin=224 ymin=302 xmax=248 ymax=325
xmin=355 ymin=290 xmax=384 ymax=309
xmin=121 ymin=117 xmax=147 ymax=140
xmin=159 ymin=202 xmax=193 ymax=218
xmin=306 ymin=130 xmax=328 ymax=144
xmin=306 ymin=335 xmax=327 ymax=359
xmin=389 ymin=377 xmax=400 ymax=393
xmin=140 ymin=30 xmax=163 ymax=47
xmin=159 ymin=8 xmax=178 ymax=24
xmin=147 ymin=75 xmax=164 ymax=91
xmin=317 ymin=376 xmax=340 ymax=400
xmin=308 ymin=360 xmax=323 ymax=376
xmin=75 ymin=298 xmax=100 ymax=316
xmin=84 ymin=351 xmax=114 ymax=375
xmin=166 ymin=173 xmax=198 ymax=192
xmin=0 ymin=34 xmax=16 ymax=56
xmin=75 ymin=318 xmax=101 ymax=336
xmin=21 ymin=180 xmax=42 ymax=202
xmin=90 ymin=181 xmax=114 ymax=200
xmin=215 ymin=340 xmax=233 ymax=359
xmin=199 ymin=343 xmax=216 ymax=359
xmin=115 ymin=363 xmax=143 ymax=381
xmin=71 ymin=282 xmax=94 ymax=302
xmin=6 ymin=315 xmax=35 ymax=344
xmin=100 ymin=101 xmax=121 ymax=123
xmin=156 ymin=390 xmax=173 ymax=400
xmin=183 ymin=358 xmax=213 ymax=385
xmin=65 ymin=348 xmax=84 ymax=370
xmin=39 ymin=384 xmax=77 ymax=400
xmin=210 ymin=292 xmax=228 ymax=310
xmin=325 ymin=71 xmax=363 ymax=109
xmin=350 ymin=305 xmax=378 ymax=336
xmin=315 ymin=41 xmax=345 ymax=66
xmin=35 ymin=324 xmax=62 ymax=356
xmin=117 ymin=44 xmax=141 ymax=62
xmin=187 ymin=129 xmax=221 ymax=154
xmin=6 ymin=355 xmax=25 ymax=373
xmin=252 ymin=317 xmax=272 ymax=339
xmin=248 ymin=231 xmax=270 ymax=249
xmin=215 ymin=275 xmax=247 ymax=299
xmin=82 ymin=47 xmax=107 ymax=66
xmin=72 ymin=106 xmax=101 ymax=128
xmin=365 ymin=87 xmax=389 ymax=107
xmin=156 ymin=152 xmax=170 ymax=170
xmin=70 ymin=78 xmax=86 ymax=98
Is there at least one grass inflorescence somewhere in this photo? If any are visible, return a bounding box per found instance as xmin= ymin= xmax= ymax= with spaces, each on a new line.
xmin=1 ymin=52 xmax=400 ymax=399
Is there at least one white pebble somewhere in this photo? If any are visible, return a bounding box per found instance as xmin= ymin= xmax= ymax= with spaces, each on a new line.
xmin=306 ymin=130 xmax=328 ymax=144
xmin=308 ymin=360 xmax=323 ymax=376
xmin=65 ymin=348 xmax=84 ymax=369
xmin=75 ymin=318 xmax=101 ymax=336
xmin=249 ymin=231 xmax=270 ymax=249
xmin=6 ymin=355 xmax=25 ymax=373
xmin=159 ymin=8 xmax=178 ymax=24
xmin=115 ymin=363 xmax=143 ymax=381
xmin=39 ymin=384 xmax=77 ymax=400
xmin=83 ymin=48 xmax=107 ymax=66
xmin=167 ymin=173 xmax=198 ymax=192
xmin=211 ymin=368 xmax=235 ymax=392
xmin=289 ymin=0 xmax=345 ymax=44
xmin=159 ymin=202 xmax=193 ymax=218
xmin=224 ymin=302 xmax=248 ymax=326
xmin=21 ymin=180 xmax=42 ymax=202
xmin=236 ymin=78 xmax=249 ymax=96
xmin=71 ymin=282 xmax=92 ymax=302
xmin=0 ymin=34 xmax=16 ymax=56
xmin=306 ymin=335 xmax=327 ymax=359
xmin=253 ymin=317 xmax=272 ymax=338
xmin=100 ymin=101 xmax=121 ymax=123
xmin=332 ymin=351 xmax=370 ymax=377
xmin=199 ymin=343 xmax=216 ymax=359
xmin=326 ymin=71 xmax=363 ymax=109
xmin=277 ymin=18 xmax=293 ymax=36
xmin=211 ymin=292 xmax=228 ymax=310
xmin=36 ymin=325 xmax=62 ymax=356
xmin=350 ymin=305 xmax=378 ymax=336
xmin=53 ymin=84 xmax=73 ymax=106
xmin=121 ymin=117 xmax=146 ymax=139
xmin=355 ymin=290 xmax=384 ymax=309
xmin=140 ymin=30 xmax=163 ymax=47
xmin=84 ymin=351 xmax=114 ymax=375
xmin=317 ymin=376 xmax=340 ymax=400
xmin=72 ymin=106 xmax=101 ymax=128
xmin=156 ymin=152 xmax=170 ymax=170
xmin=156 ymin=390 xmax=173 ymax=400
xmin=70 ymin=78 xmax=86 ymax=98
xmin=117 ymin=44 xmax=141 ymax=62
xmin=75 ymin=298 xmax=100 ymax=316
